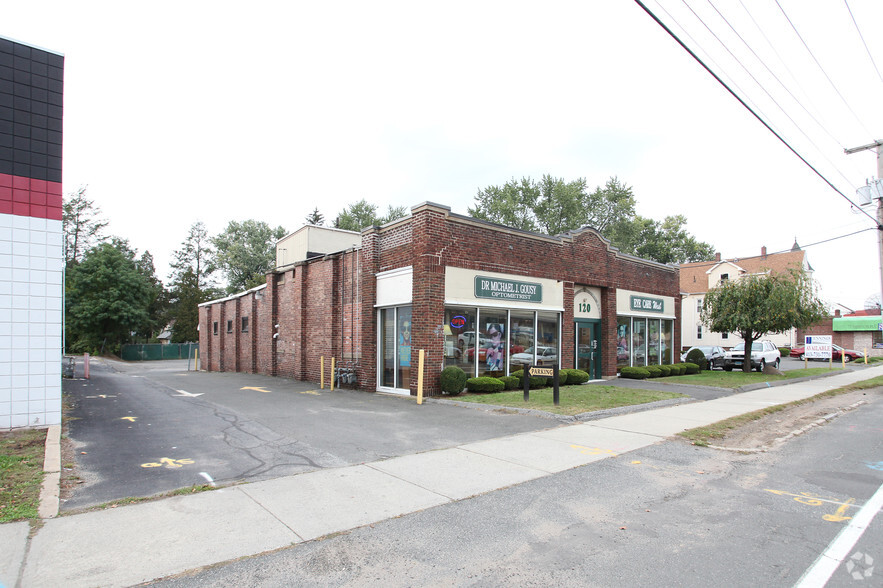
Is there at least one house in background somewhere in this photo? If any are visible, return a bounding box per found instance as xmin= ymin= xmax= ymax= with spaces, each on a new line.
xmin=679 ymin=243 xmax=812 ymax=350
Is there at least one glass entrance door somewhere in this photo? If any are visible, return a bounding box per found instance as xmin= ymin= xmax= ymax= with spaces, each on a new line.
xmin=575 ymin=321 xmax=600 ymax=379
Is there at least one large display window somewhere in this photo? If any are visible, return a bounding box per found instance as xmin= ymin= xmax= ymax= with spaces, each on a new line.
xmin=446 ymin=307 xmax=560 ymax=378
xmin=618 ymin=316 xmax=674 ymax=368
xmin=379 ymin=306 xmax=412 ymax=392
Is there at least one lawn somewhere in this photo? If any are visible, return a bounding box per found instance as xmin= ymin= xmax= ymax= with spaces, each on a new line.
xmin=0 ymin=427 xmax=47 ymax=523
xmin=663 ymin=366 xmax=846 ymax=388
xmin=455 ymin=386 xmax=686 ymax=416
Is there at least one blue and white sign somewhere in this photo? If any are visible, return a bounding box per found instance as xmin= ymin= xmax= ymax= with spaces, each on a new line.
xmin=805 ymin=335 xmax=832 ymax=359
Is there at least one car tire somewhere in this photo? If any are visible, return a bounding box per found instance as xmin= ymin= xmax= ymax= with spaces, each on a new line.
xmin=757 ymin=359 xmax=765 ymax=373
xmin=774 ymin=358 xmax=780 ymax=369
xmin=724 ymin=366 xmax=732 ymax=372
xmin=799 ymin=353 xmax=805 ymax=361
xmin=844 ymin=355 xmax=851 ymax=363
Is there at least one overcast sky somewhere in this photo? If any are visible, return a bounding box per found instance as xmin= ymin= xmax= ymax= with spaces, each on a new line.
xmin=4 ymin=1 xmax=883 ymax=310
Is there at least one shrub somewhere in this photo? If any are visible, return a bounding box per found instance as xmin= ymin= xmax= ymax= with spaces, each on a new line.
xmin=566 ymin=369 xmax=590 ymax=384
xmin=439 ymin=366 xmax=468 ymax=395
xmin=657 ymin=364 xmax=671 ymax=377
xmin=499 ymin=376 xmax=519 ymax=390
xmin=621 ymin=366 xmax=650 ymax=379
xmin=674 ymin=364 xmax=687 ymax=375
xmin=683 ymin=362 xmax=700 ymax=375
xmin=646 ymin=365 xmax=662 ymax=378
xmin=685 ymin=348 xmax=707 ymax=370
xmin=557 ymin=369 xmax=571 ymax=385
xmin=465 ymin=376 xmax=505 ymax=393
xmin=778 ymin=347 xmax=790 ymax=358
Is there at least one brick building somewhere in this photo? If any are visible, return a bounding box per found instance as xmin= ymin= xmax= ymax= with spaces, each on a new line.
xmin=1 ymin=37 xmax=65 ymax=428
xmin=199 ymin=202 xmax=680 ymax=396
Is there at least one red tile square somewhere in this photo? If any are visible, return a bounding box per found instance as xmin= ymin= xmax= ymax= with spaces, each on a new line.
xmin=47 ymin=193 xmax=62 ymax=208
xmin=13 ymin=188 xmax=30 ymax=203
xmin=0 ymin=201 xmax=11 ymax=214
xmin=13 ymin=202 xmax=29 ymax=216
xmin=47 ymin=206 xmax=62 ymax=221
xmin=0 ymin=186 xmax=11 ymax=201
xmin=31 ymin=192 xmax=46 ymax=206
xmin=12 ymin=176 xmax=29 ymax=190
xmin=47 ymin=181 xmax=62 ymax=196
xmin=30 ymin=179 xmax=47 ymax=193
xmin=0 ymin=173 xmax=11 ymax=188
xmin=30 ymin=204 xmax=47 ymax=218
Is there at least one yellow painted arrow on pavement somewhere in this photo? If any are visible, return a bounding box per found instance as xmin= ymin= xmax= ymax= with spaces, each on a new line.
xmin=241 ymin=386 xmax=271 ymax=393
xmin=120 ymin=416 xmax=137 ymax=422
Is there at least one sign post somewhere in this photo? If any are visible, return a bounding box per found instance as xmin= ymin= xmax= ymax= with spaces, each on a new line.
xmin=525 ymin=365 xmax=560 ymax=406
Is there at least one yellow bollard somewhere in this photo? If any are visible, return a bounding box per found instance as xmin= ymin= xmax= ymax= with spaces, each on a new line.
xmin=331 ymin=357 xmax=335 ymax=391
xmin=194 ymin=349 xmax=199 ymax=371
xmin=320 ymin=356 xmax=324 ymax=389
xmin=865 ymin=348 xmax=868 ymax=364
xmin=417 ymin=349 xmax=425 ymax=404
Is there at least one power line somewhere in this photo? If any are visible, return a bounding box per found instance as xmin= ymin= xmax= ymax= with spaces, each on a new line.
xmin=632 ymin=0 xmax=879 ymax=228
xmin=843 ymin=0 xmax=883 ymax=88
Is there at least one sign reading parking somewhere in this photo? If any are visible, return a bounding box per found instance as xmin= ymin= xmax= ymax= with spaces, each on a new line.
xmin=805 ymin=335 xmax=832 ymax=359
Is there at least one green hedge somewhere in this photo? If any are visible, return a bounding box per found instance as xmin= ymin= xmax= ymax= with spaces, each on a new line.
xmin=646 ymin=365 xmax=662 ymax=378
xmin=499 ymin=376 xmax=519 ymax=390
xmin=621 ymin=366 xmax=650 ymax=379
xmin=439 ymin=366 xmax=468 ymax=395
xmin=510 ymin=369 xmax=548 ymax=389
xmin=565 ymin=369 xmax=590 ymax=384
xmin=683 ymin=362 xmax=700 ymax=375
xmin=657 ymin=365 xmax=671 ymax=377
xmin=465 ymin=376 xmax=505 ymax=393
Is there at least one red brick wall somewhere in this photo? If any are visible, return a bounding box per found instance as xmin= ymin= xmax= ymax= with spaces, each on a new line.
xmin=199 ymin=204 xmax=680 ymax=396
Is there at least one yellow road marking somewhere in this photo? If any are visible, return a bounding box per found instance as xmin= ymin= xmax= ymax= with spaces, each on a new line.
xmin=570 ymin=444 xmax=617 ymax=457
xmin=141 ymin=457 xmax=195 ymax=469
xmin=300 ymin=390 xmax=320 ymax=395
xmin=241 ymin=386 xmax=271 ymax=393
xmin=120 ymin=416 xmax=137 ymax=422
xmin=823 ymin=498 xmax=855 ymax=522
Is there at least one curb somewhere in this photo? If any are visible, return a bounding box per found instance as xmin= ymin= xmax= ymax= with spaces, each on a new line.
xmin=38 ymin=424 xmax=61 ymax=519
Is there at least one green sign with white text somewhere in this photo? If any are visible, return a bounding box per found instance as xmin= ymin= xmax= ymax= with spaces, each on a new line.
xmin=630 ymin=295 xmax=664 ymax=313
xmin=474 ymin=276 xmax=542 ymax=303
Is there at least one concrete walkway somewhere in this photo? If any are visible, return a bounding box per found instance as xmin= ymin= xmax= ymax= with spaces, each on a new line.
xmin=3 ymin=366 xmax=881 ymax=588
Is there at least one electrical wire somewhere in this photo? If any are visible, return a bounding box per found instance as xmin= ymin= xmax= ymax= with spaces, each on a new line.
xmin=843 ymin=0 xmax=883 ymax=88
xmin=632 ymin=0 xmax=880 ymax=228
xmin=773 ymin=0 xmax=874 ymax=139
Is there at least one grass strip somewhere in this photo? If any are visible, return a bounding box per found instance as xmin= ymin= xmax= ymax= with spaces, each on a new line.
xmin=0 ymin=428 xmax=47 ymax=523
xmin=455 ymin=385 xmax=685 ymax=416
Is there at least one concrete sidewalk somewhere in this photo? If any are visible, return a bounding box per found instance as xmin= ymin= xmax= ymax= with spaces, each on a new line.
xmin=3 ymin=366 xmax=881 ymax=588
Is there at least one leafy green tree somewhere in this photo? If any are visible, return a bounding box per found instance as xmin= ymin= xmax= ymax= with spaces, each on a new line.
xmin=168 ymin=268 xmax=204 ymax=343
xmin=333 ymin=200 xmax=408 ymax=231
xmin=702 ymin=268 xmax=828 ymax=372
xmin=305 ymin=207 xmax=325 ymax=226
xmin=169 ymin=222 xmax=216 ymax=292
xmin=469 ymin=175 xmax=712 ymax=265
xmin=210 ymin=220 xmax=287 ymax=294
xmin=134 ymin=250 xmax=171 ymax=341
xmin=65 ymin=239 xmax=153 ymax=354
xmin=62 ymin=186 xmax=108 ymax=266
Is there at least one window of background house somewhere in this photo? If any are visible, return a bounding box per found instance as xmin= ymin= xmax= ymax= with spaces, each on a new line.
xmin=241 ymin=317 xmax=249 ymax=332
xmin=213 ymin=322 xmax=218 ymax=335
xmin=227 ymin=320 xmax=233 ymax=333
xmin=722 ymin=332 xmax=728 ymax=340
xmin=720 ymin=273 xmax=729 ymax=282
xmin=697 ymin=324 xmax=702 ymax=339
xmin=696 ymin=298 xmax=702 ymax=312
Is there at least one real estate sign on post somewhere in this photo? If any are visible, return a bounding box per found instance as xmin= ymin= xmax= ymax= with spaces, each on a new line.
xmin=805 ymin=335 xmax=832 ymax=359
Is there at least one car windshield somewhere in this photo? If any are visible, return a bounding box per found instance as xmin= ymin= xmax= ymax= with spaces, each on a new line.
xmin=732 ymin=343 xmax=763 ymax=351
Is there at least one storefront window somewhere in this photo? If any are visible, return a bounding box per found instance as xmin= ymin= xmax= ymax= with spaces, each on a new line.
xmin=536 ymin=312 xmax=560 ymax=367
xmin=633 ymin=318 xmax=646 ymax=366
xmin=446 ymin=307 xmax=476 ymax=375
xmin=478 ymin=311 xmax=507 ymax=377
xmin=647 ymin=320 xmax=660 ymax=365
xmin=380 ymin=306 xmax=413 ymax=390
xmin=661 ymin=320 xmax=673 ymax=364
xmin=616 ymin=317 xmax=630 ymax=370
xmin=509 ymin=311 xmax=534 ymax=372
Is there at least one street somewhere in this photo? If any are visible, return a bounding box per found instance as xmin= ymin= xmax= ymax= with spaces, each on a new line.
xmin=147 ymin=391 xmax=883 ymax=587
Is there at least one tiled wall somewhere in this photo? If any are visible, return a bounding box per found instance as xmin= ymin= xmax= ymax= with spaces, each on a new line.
xmin=0 ymin=36 xmax=64 ymax=429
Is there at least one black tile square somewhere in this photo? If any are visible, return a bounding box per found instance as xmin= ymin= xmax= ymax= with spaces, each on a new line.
xmin=48 ymin=167 xmax=61 ymax=183
xmin=13 ymin=69 xmax=30 ymax=85
xmin=48 ymin=66 xmax=62 ymax=81
xmin=0 ymin=119 xmax=11 ymax=135
xmin=32 ymin=113 xmax=47 ymax=128
xmin=0 ymin=145 xmax=12 ymax=161
xmin=0 ymin=131 xmax=11 ymax=147
xmin=47 ymin=117 xmax=61 ymax=132
xmin=13 ymin=56 xmax=31 ymax=72
xmin=12 ymin=95 xmax=29 ymax=111
xmin=0 ymin=64 xmax=12 ymax=81
xmin=31 ymin=127 xmax=46 ymax=142
xmin=31 ymin=101 xmax=47 ymax=116
xmin=47 ymin=142 xmax=61 ymax=157
xmin=32 ymin=75 xmax=48 ymax=90
xmin=48 ymin=93 xmax=62 ymax=108
xmin=12 ymin=161 xmax=29 ymax=177
xmin=48 ymin=78 xmax=62 ymax=94
xmin=48 ymin=154 xmax=61 ymax=170
xmin=47 ymin=53 xmax=63 ymax=69
xmin=13 ymin=122 xmax=30 ymax=138
xmin=48 ymin=129 xmax=61 ymax=144
xmin=12 ymin=43 xmax=31 ymax=59
xmin=0 ymin=105 xmax=11 ymax=121
xmin=32 ymin=87 xmax=47 ymax=103
xmin=0 ymin=93 xmax=11 ymax=109
xmin=0 ymin=52 xmax=11 ymax=69
xmin=12 ymin=83 xmax=29 ymax=99
xmin=31 ymin=153 xmax=46 ymax=167
xmin=13 ymin=149 xmax=29 ymax=164
xmin=0 ymin=38 xmax=13 ymax=54
xmin=0 ymin=160 xmax=12 ymax=175
xmin=31 ymin=61 xmax=47 ymax=77
xmin=13 ymin=135 xmax=28 ymax=150
xmin=31 ymin=49 xmax=48 ymax=65
xmin=30 ymin=138 xmax=47 ymax=154
xmin=13 ymin=110 xmax=30 ymax=126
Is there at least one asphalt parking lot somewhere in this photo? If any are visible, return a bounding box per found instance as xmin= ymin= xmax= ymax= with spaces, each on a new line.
xmin=62 ymin=358 xmax=560 ymax=510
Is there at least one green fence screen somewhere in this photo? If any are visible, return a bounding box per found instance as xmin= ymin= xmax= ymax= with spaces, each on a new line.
xmin=121 ymin=343 xmax=198 ymax=361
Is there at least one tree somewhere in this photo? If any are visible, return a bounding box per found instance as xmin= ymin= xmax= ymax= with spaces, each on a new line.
xmin=168 ymin=268 xmax=204 ymax=343
xmin=305 ymin=207 xmax=325 ymax=226
xmin=169 ymin=222 xmax=216 ymax=292
xmin=333 ymin=200 xmax=408 ymax=231
xmin=210 ymin=220 xmax=287 ymax=294
xmin=469 ymin=175 xmax=713 ymax=265
xmin=702 ymin=268 xmax=828 ymax=372
xmin=62 ymin=186 xmax=108 ymax=266
xmin=864 ymin=293 xmax=881 ymax=312
xmin=134 ymin=250 xmax=171 ymax=341
xmin=65 ymin=239 xmax=153 ymax=354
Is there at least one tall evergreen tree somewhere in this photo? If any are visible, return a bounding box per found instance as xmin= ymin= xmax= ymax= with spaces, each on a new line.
xmin=62 ymin=186 xmax=108 ymax=267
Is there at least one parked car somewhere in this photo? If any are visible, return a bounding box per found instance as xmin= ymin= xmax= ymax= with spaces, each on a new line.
xmin=457 ymin=331 xmax=489 ymax=350
xmin=680 ymin=345 xmax=726 ymax=369
xmin=789 ymin=343 xmax=864 ymax=362
xmin=723 ymin=340 xmax=780 ymax=372
xmin=510 ymin=346 xmax=558 ymax=367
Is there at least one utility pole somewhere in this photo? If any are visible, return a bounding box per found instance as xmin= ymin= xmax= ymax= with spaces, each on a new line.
xmin=844 ymin=140 xmax=883 ymax=315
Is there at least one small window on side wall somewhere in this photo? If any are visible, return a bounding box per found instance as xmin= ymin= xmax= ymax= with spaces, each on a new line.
xmin=213 ymin=322 xmax=218 ymax=335
xmin=697 ymin=325 xmax=702 ymax=339
xmin=722 ymin=332 xmax=728 ymax=340
xmin=227 ymin=320 xmax=233 ymax=333
xmin=241 ymin=317 xmax=249 ymax=332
